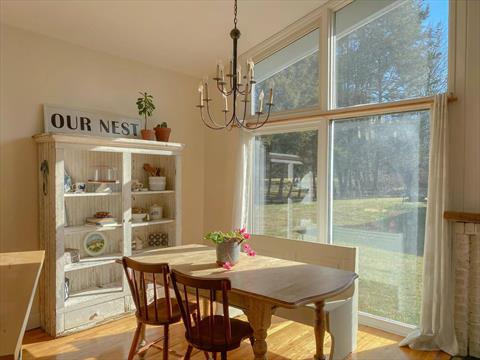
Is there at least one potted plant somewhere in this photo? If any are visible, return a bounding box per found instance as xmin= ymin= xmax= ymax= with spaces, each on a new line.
xmin=136 ymin=92 xmax=156 ymax=140
xmin=154 ymin=122 xmax=171 ymax=142
xmin=204 ymin=228 xmax=255 ymax=268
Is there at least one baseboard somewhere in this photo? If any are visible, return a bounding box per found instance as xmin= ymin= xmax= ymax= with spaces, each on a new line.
xmin=359 ymin=312 xmax=415 ymax=337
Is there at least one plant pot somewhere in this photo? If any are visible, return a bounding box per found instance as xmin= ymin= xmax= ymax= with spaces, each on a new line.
xmin=155 ymin=127 xmax=171 ymax=142
xmin=141 ymin=129 xmax=156 ymax=141
xmin=216 ymin=239 xmax=240 ymax=266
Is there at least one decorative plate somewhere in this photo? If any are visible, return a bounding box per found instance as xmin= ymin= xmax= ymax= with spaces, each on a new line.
xmin=83 ymin=232 xmax=107 ymax=257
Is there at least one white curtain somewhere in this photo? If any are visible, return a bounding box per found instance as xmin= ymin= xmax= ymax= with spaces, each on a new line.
xmin=400 ymin=94 xmax=458 ymax=355
xmin=232 ymin=130 xmax=253 ymax=229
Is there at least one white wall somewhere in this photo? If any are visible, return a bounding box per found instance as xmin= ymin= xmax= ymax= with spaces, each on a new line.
xmin=0 ymin=25 xmax=205 ymax=327
xmin=203 ymin=0 xmax=480 ymax=234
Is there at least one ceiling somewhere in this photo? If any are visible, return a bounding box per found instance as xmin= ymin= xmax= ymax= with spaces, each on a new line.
xmin=0 ymin=0 xmax=323 ymax=78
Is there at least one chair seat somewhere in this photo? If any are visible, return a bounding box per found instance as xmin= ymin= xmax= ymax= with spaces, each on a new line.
xmin=140 ymin=298 xmax=195 ymax=325
xmin=187 ymin=315 xmax=253 ymax=351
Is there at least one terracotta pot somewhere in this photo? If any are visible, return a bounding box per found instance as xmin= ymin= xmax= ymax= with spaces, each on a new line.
xmin=141 ymin=129 xmax=156 ymax=141
xmin=155 ymin=127 xmax=171 ymax=142
xmin=216 ymin=239 xmax=240 ymax=266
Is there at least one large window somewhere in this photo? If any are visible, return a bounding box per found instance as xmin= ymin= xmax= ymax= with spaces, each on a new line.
xmin=330 ymin=110 xmax=429 ymax=325
xmin=253 ymin=29 xmax=319 ymax=113
xmin=252 ymin=131 xmax=318 ymax=241
xmin=248 ymin=0 xmax=449 ymax=329
xmin=334 ymin=0 xmax=449 ymax=108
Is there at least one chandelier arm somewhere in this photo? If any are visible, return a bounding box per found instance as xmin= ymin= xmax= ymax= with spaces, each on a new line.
xmin=247 ymin=104 xmax=272 ymax=129
xmin=205 ymin=101 xmax=230 ymax=129
xmin=200 ymin=108 xmax=226 ymax=130
xmin=216 ymin=82 xmax=234 ymax=97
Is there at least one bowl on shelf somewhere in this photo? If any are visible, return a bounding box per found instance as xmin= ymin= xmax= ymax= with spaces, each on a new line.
xmin=149 ymin=176 xmax=166 ymax=191
xmin=132 ymin=213 xmax=147 ymax=223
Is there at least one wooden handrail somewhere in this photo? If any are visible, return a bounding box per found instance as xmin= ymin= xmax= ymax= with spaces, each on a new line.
xmin=444 ymin=211 xmax=480 ymax=223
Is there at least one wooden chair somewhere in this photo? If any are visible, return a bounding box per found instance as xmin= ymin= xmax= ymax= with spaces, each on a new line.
xmin=122 ymin=257 xmax=190 ymax=360
xmin=170 ymin=269 xmax=254 ymax=360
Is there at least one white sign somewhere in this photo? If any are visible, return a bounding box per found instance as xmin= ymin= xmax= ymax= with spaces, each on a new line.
xmin=43 ymin=105 xmax=143 ymax=139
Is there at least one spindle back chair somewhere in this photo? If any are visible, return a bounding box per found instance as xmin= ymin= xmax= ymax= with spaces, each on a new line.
xmin=122 ymin=257 xmax=181 ymax=359
xmin=170 ymin=269 xmax=254 ymax=360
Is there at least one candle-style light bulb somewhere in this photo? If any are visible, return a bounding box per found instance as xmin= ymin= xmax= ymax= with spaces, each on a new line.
xmin=246 ymin=58 xmax=253 ymax=82
xmin=223 ymin=93 xmax=228 ymax=112
xmin=216 ymin=60 xmax=221 ymax=79
xmin=237 ymin=65 xmax=242 ymax=85
xmin=203 ymin=76 xmax=209 ymax=100
xmin=269 ymin=87 xmax=273 ymax=104
xmin=258 ymin=90 xmax=265 ymax=113
xmin=198 ymin=82 xmax=204 ymax=106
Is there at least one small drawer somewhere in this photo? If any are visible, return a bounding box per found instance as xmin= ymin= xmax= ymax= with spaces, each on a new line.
xmin=64 ymin=298 xmax=124 ymax=330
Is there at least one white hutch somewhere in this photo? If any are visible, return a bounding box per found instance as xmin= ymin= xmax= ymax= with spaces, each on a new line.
xmin=34 ymin=133 xmax=183 ymax=336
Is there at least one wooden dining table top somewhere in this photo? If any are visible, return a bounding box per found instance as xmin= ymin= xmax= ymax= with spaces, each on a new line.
xmin=129 ymin=244 xmax=358 ymax=308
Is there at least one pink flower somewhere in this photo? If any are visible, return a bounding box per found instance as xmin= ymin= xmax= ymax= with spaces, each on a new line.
xmin=222 ymin=261 xmax=233 ymax=270
xmin=243 ymin=232 xmax=251 ymax=240
xmin=242 ymin=243 xmax=251 ymax=252
xmin=238 ymin=227 xmax=246 ymax=234
xmin=247 ymin=250 xmax=256 ymax=257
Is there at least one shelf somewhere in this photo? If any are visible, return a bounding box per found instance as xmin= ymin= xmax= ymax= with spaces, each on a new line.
xmin=87 ymin=180 xmax=120 ymax=184
xmin=64 ymin=253 xmax=122 ymax=272
xmin=131 ymin=219 xmax=175 ymax=228
xmin=132 ymin=190 xmax=175 ymax=196
xmin=64 ymin=224 xmax=122 ymax=235
xmin=65 ymin=192 xmax=121 ymax=198
xmin=65 ymin=281 xmax=124 ymax=309
xmin=444 ymin=211 xmax=480 ymax=223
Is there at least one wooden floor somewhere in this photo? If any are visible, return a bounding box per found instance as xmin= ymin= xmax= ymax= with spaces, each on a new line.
xmin=22 ymin=315 xmax=450 ymax=360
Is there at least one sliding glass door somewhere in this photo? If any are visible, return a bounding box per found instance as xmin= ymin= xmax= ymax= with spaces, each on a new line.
xmin=329 ymin=110 xmax=430 ymax=325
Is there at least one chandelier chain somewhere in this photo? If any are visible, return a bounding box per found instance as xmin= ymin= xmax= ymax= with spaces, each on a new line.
xmin=234 ymin=0 xmax=238 ymax=28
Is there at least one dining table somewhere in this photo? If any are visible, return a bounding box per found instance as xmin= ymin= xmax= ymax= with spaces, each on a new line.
xmin=128 ymin=244 xmax=358 ymax=360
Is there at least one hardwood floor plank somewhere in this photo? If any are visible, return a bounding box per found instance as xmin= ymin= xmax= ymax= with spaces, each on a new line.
xmin=21 ymin=315 xmax=450 ymax=360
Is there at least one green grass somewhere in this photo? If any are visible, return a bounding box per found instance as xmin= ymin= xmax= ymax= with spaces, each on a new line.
xmin=255 ymin=197 xmax=424 ymax=325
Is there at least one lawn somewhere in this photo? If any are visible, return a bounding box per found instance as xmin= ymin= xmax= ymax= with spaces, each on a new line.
xmin=255 ymin=197 xmax=425 ymax=325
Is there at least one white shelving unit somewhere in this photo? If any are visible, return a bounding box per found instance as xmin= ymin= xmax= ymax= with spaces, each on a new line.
xmin=35 ymin=133 xmax=184 ymax=336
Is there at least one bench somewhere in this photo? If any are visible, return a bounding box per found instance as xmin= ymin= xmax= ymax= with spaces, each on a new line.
xmin=248 ymin=235 xmax=358 ymax=360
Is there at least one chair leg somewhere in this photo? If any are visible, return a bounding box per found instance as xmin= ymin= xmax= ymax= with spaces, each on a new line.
xmin=203 ymin=352 xmax=210 ymax=359
xmin=184 ymin=345 xmax=193 ymax=360
xmin=212 ymin=352 xmax=217 ymax=360
xmin=128 ymin=321 xmax=143 ymax=360
xmin=220 ymin=351 xmax=227 ymax=360
xmin=163 ymin=324 xmax=169 ymax=360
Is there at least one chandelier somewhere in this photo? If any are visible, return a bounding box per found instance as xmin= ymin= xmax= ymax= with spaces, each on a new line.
xmin=197 ymin=0 xmax=274 ymax=130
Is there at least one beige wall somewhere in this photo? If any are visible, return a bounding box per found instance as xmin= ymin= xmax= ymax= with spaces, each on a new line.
xmin=0 ymin=25 xmax=205 ymax=325
xmin=203 ymin=0 xmax=480 ymax=234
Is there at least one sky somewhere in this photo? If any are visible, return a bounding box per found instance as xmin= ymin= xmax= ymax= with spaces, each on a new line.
xmin=424 ymin=0 xmax=449 ymax=28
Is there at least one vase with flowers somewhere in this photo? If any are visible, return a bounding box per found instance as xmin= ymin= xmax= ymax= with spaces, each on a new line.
xmin=204 ymin=228 xmax=255 ymax=268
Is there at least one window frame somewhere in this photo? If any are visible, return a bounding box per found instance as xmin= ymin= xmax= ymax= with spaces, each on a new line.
xmin=244 ymin=0 xmax=456 ymax=334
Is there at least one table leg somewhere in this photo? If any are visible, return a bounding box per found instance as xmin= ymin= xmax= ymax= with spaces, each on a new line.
xmin=244 ymin=300 xmax=275 ymax=360
xmin=314 ymin=300 xmax=326 ymax=360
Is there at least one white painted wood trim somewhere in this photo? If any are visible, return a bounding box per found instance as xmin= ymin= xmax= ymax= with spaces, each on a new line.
xmin=33 ymin=133 xmax=185 ymax=154
xmin=175 ymin=154 xmax=182 ymax=246
xmin=358 ymin=312 xmax=415 ymax=337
